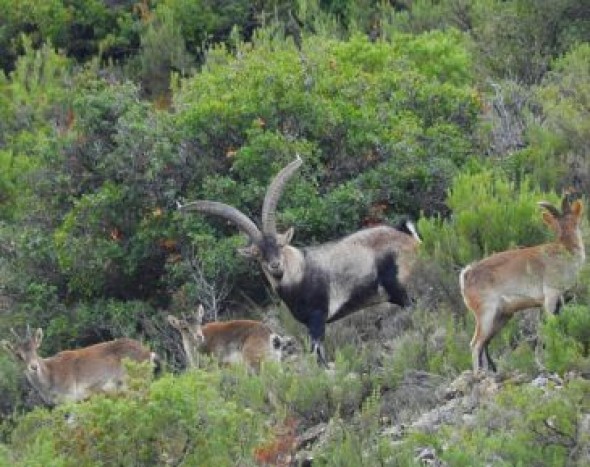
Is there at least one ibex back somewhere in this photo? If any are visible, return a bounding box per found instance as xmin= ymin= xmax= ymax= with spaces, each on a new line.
xmin=167 ymin=305 xmax=288 ymax=372
xmin=1 ymin=327 xmax=160 ymax=406
xmin=460 ymin=195 xmax=585 ymax=373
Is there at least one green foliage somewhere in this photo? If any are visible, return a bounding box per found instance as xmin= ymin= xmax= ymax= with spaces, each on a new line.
xmin=469 ymin=0 xmax=589 ymax=84
xmin=7 ymin=370 xmax=271 ymax=466
xmin=0 ymin=0 xmax=68 ymax=72
xmin=517 ymin=43 xmax=590 ymax=193
xmin=419 ymin=169 xmax=556 ymax=268
xmin=434 ymin=379 xmax=590 ymax=465
xmin=311 ymin=418 xmax=399 ymax=466
xmin=0 ymin=149 xmax=37 ymax=220
xmin=0 ymin=0 xmax=135 ymax=72
xmin=382 ymin=307 xmax=471 ymax=387
xmin=33 ymin=78 xmax=181 ymax=301
xmin=131 ymin=4 xmax=193 ymax=99
xmin=159 ymin=0 xmax=252 ymax=59
xmin=541 ymin=304 xmax=590 ymax=374
xmin=45 ymin=300 xmax=157 ymax=350
xmin=0 ymin=444 xmax=9 ymax=465
xmin=0 ymin=355 xmax=22 ymax=420
xmin=0 ymin=39 xmax=72 ymax=224
xmin=261 ymin=353 xmax=366 ymax=424
xmin=426 ymin=315 xmax=472 ymax=376
xmin=0 ymin=4 xmax=589 ymax=463
xmin=176 ymin=28 xmax=477 ymax=228
xmin=0 ymin=37 xmax=71 ymax=135
xmin=310 ymin=384 xmax=430 ymax=466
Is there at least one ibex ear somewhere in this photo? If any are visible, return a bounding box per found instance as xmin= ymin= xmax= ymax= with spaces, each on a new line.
xmin=33 ymin=328 xmax=43 ymax=348
xmin=542 ymin=211 xmax=560 ymax=233
xmin=571 ymin=200 xmax=584 ymax=219
xmin=278 ymin=227 xmax=294 ymax=246
xmin=237 ymin=244 xmax=259 ymax=258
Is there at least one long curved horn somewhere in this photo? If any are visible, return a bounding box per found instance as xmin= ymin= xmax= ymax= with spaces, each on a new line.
xmin=262 ymin=155 xmax=303 ymax=235
xmin=538 ymin=201 xmax=561 ymax=218
xmin=180 ymin=200 xmax=262 ymax=242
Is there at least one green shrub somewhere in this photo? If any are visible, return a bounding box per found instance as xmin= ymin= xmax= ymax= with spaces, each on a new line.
xmin=0 ymin=355 xmax=22 ymax=421
xmin=541 ymin=304 xmax=590 ymax=374
xmin=442 ymin=379 xmax=589 ymax=465
xmin=520 ymin=43 xmax=590 ymax=193
xmin=419 ymin=168 xmax=556 ymax=268
xmin=311 ymin=389 xmax=406 ymax=466
xmin=131 ymin=4 xmax=193 ymax=99
xmin=469 ymin=0 xmax=589 ymax=84
xmin=7 ymin=369 xmax=271 ymax=466
xmin=0 ymin=444 xmax=9 ymax=465
xmin=426 ymin=314 xmax=472 ymax=376
xmin=393 ymin=378 xmax=590 ymax=466
xmin=0 ymin=0 xmax=140 ymax=72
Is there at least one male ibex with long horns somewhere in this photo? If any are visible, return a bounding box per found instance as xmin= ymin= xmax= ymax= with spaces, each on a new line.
xmin=460 ymin=194 xmax=585 ymax=373
xmin=179 ymin=156 xmax=421 ymax=365
xmin=1 ymin=327 xmax=160 ymax=406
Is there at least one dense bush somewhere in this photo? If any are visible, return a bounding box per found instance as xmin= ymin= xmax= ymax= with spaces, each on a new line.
xmin=1 ymin=2 xmax=589 ymax=464
xmin=419 ymin=168 xmax=556 ymax=268
xmin=1 ymin=356 xmax=387 ymax=466
xmin=5 ymin=366 xmax=271 ymax=466
xmin=0 ymin=0 xmax=139 ymax=73
xmin=541 ymin=304 xmax=590 ymax=375
xmin=417 ymin=379 xmax=590 ymax=466
xmin=0 ymin=355 xmax=22 ymax=421
xmin=517 ymin=43 xmax=590 ymax=194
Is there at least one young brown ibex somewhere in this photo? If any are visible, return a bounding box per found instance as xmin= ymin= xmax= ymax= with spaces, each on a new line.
xmin=178 ymin=156 xmax=421 ymax=365
xmin=1 ymin=327 xmax=160 ymax=406
xmin=167 ymin=305 xmax=289 ymax=372
xmin=460 ymin=195 xmax=585 ymax=373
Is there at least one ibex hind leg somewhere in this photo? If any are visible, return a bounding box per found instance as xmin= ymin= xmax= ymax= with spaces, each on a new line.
xmin=471 ymin=316 xmax=488 ymax=373
xmin=481 ymin=307 xmax=511 ymax=373
xmin=471 ymin=303 xmax=501 ymax=373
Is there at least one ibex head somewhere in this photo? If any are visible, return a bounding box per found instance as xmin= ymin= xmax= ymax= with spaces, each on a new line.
xmin=538 ymin=194 xmax=584 ymax=243
xmin=167 ymin=305 xmax=206 ymax=346
xmin=179 ymin=156 xmax=303 ymax=280
xmin=1 ymin=326 xmax=44 ymax=375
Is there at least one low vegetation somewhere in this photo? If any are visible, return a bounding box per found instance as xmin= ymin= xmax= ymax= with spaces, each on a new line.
xmin=1 ymin=0 xmax=589 ymax=465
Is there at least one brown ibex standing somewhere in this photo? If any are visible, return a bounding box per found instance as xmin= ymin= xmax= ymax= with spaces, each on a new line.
xmin=179 ymin=156 xmax=421 ymax=365
xmin=460 ymin=195 xmax=585 ymax=373
xmin=167 ymin=304 xmax=288 ymax=372
xmin=1 ymin=327 xmax=160 ymax=406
